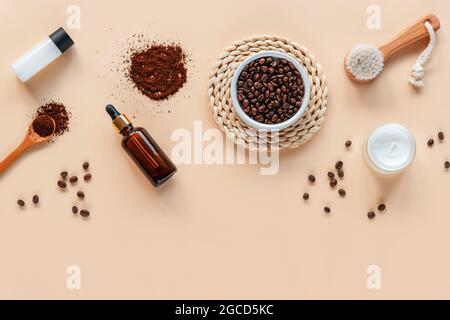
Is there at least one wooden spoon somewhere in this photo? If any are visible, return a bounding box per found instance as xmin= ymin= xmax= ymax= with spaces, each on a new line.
xmin=345 ymin=13 xmax=441 ymax=82
xmin=0 ymin=115 xmax=56 ymax=174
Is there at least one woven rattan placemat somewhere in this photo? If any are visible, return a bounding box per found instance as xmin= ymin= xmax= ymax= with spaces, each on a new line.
xmin=208 ymin=35 xmax=328 ymax=149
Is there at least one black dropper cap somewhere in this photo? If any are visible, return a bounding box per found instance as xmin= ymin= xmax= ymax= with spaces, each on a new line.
xmin=106 ymin=104 xmax=120 ymax=120
xmin=49 ymin=27 xmax=74 ymax=53
xmin=106 ymin=104 xmax=132 ymax=133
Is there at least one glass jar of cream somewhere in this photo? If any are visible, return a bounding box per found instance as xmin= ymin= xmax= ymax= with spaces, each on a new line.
xmin=365 ymin=123 xmax=416 ymax=174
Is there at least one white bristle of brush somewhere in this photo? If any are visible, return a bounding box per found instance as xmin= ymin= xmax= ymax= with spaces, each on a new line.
xmin=346 ymin=44 xmax=384 ymax=81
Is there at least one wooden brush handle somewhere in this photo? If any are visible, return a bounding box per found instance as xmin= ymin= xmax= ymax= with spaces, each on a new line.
xmin=0 ymin=137 xmax=33 ymax=175
xmin=380 ymin=13 xmax=440 ymax=61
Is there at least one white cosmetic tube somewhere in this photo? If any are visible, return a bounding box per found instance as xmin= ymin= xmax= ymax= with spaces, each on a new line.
xmin=11 ymin=27 xmax=74 ymax=82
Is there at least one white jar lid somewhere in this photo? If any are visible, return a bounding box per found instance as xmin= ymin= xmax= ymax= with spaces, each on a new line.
xmin=367 ymin=123 xmax=416 ymax=173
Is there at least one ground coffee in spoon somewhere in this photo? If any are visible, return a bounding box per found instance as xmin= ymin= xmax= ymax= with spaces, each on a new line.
xmin=32 ymin=115 xmax=54 ymax=137
xmin=34 ymin=102 xmax=70 ymax=136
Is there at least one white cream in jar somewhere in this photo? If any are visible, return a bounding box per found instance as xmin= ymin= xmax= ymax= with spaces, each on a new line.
xmin=366 ymin=123 xmax=416 ymax=174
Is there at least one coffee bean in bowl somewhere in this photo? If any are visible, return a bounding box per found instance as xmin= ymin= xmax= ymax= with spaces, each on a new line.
xmin=231 ymin=51 xmax=310 ymax=131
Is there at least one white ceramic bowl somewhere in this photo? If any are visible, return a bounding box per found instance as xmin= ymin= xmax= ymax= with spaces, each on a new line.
xmin=231 ymin=51 xmax=311 ymax=131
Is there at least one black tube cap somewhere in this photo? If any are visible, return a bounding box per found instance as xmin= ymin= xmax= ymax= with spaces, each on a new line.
xmin=49 ymin=27 xmax=74 ymax=53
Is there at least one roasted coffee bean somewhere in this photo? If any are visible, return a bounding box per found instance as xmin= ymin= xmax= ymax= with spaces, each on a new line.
xmin=80 ymin=209 xmax=90 ymax=217
xmin=17 ymin=199 xmax=25 ymax=207
xmin=308 ymin=175 xmax=316 ymax=183
xmin=427 ymin=138 xmax=434 ymax=147
xmin=345 ymin=140 xmax=352 ymax=148
xmin=438 ymin=131 xmax=445 ymax=141
xmin=32 ymin=195 xmax=39 ymax=204
xmin=377 ymin=203 xmax=386 ymax=211
xmin=60 ymin=171 xmax=68 ymax=180
xmin=367 ymin=211 xmax=376 ymax=219
xmin=84 ymin=173 xmax=92 ymax=182
xmin=327 ymin=171 xmax=335 ymax=179
xmin=237 ymin=56 xmax=304 ymax=125
xmin=324 ymin=207 xmax=331 ymax=214
xmin=335 ymin=161 xmax=343 ymax=170
xmin=57 ymin=180 xmax=67 ymax=189
xmin=303 ymin=193 xmax=309 ymax=201
xmin=272 ymin=114 xmax=279 ymax=122
xmin=77 ymin=191 xmax=85 ymax=199
xmin=445 ymin=161 xmax=450 ymax=169
xmin=330 ymin=179 xmax=338 ymax=188
xmin=337 ymin=169 xmax=344 ymax=178
xmin=69 ymin=176 xmax=78 ymax=184
xmin=83 ymin=162 xmax=89 ymax=170
xmin=338 ymin=189 xmax=346 ymax=197
xmin=72 ymin=206 xmax=78 ymax=214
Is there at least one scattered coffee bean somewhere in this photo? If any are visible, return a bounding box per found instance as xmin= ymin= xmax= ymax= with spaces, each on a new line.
xmin=32 ymin=195 xmax=39 ymax=204
xmin=77 ymin=191 xmax=85 ymax=199
xmin=84 ymin=173 xmax=92 ymax=182
xmin=338 ymin=189 xmax=346 ymax=197
xmin=17 ymin=199 xmax=25 ymax=207
xmin=345 ymin=140 xmax=352 ymax=148
xmin=327 ymin=171 xmax=335 ymax=179
xmin=324 ymin=206 xmax=331 ymax=214
xmin=427 ymin=138 xmax=434 ymax=147
xmin=377 ymin=203 xmax=386 ymax=211
xmin=72 ymin=206 xmax=78 ymax=214
xmin=308 ymin=175 xmax=316 ymax=183
xmin=80 ymin=209 xmax=90 ymax=217
xmin=236 ymin=56 xmax=305 ymax=125
xmin=303 ymin=193 xmax=309 ymax=201
xmin=335 ymin=161 xmax=343 ymax=170
xmin=445 ymin=161 xmax=450 ymax=169
xmin=57 ymin=180 xmax=67 ymax=189
xmin=438 ymin=131 xmax=445 ymax=141
xmin=330 ymin=179 xmax=338 ymax=188
xmin=337 ymin=169 xmax=344 ymax=178
xmin=69 ymin=176 xmax=78 ymax=184
xmin=60 ymin=171 xmax=68 ymax=180
xmin=367 ymin=211 xmax=376 ymax=219
xmin=83 ymin=162 xmax=89 ymax=170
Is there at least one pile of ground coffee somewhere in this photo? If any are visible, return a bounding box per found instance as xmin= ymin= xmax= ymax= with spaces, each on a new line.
xmin=128 ymin=44 xmax=187 ymax=100
xmin=34 ymin=102 xmax=71 ymax=136
xmin=237 ymin=56 xmax=305 ymax=125
xmin=32 ymin=115 xmax=55 ymax=137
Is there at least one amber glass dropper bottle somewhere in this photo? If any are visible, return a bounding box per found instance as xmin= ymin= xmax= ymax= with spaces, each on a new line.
xmin=106 ymin=104 xmax=177 ymax=187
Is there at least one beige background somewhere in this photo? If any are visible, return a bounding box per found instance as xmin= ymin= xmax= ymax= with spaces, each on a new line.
xmin=0 ymin=0 xmax=449 ymax=299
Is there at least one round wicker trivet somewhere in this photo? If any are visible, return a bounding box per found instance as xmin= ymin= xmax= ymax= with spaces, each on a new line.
xmin=208 ymin=35 xmax=328 ymax=149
